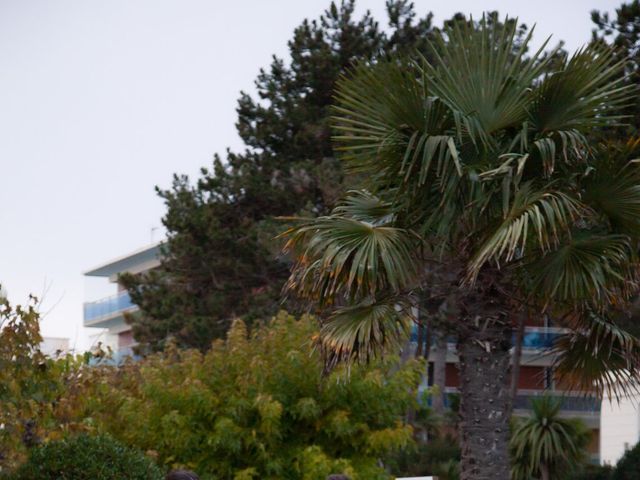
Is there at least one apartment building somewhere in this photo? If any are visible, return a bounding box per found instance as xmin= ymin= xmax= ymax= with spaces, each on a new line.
xmin=83 ymin=242 xmax=161 ymax=355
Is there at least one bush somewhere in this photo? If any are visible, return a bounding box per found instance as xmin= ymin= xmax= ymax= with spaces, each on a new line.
xmin=612 ymin=442 xmax=640 ymax=479
xmin=5 ymin=434 xmax=163 ymax=480
xmin=68 ymin=312 xmax=423 ymax=479
xmin=0 ymin=296 xmax=90 ymax=471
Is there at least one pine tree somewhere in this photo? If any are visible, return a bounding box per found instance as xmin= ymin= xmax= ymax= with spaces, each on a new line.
xmin=121 ymin=1 xmax=442 ymax=350
xmin=592 ymin=1 xmax=640 ymax=134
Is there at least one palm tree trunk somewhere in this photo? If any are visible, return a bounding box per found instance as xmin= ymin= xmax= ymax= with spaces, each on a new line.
xmin=458 ymin=321 xmax=512 ymax=480
xmin=431 ymin=330 xmax=447 ymax=414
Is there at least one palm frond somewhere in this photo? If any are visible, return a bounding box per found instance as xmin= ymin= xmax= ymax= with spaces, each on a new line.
xmin=583 ymin=139 xmax=640 ymax=237
xmin=420 ymin=16 xmax=552 ymax=134
xmin=526 ymin=234 xmax=637 ymax=305
xmin=553 ymin=311 xmax=640 ymax=399
xmin=467 ymin=184 xmax=583 ymax=281
xmin=281 ymin=203 xmax=418 ymax=304
xmin=332 ymin=190 xmax=394 ymax=225
xmin=332 ymin=60 xmax=456 ymax=187
xmin=318 ymin=296 xmax=413 ymax=369
xmin=529 ymin=43 xmax=635 ymax=133
xmin=531 ymin=130 xmax=591 ymax=176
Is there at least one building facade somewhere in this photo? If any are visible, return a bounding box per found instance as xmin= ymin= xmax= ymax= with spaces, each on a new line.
xmin=83 ymin=242 xmax=161 ymax=355
xmin=412 ymin=318 xmax=601 ymax=463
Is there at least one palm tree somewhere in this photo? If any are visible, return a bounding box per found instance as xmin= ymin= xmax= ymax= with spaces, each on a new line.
xmin=281 ymin=17 xmax=640 ymax=479
xmin=510 ymin=395 xmax=590 ymax=480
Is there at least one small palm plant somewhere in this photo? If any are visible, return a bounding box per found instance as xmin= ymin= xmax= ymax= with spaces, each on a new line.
xmin=511 ymin=395 xmax=590 ymax=480
xmin=281 ymin=16 xmax=640 ymax=479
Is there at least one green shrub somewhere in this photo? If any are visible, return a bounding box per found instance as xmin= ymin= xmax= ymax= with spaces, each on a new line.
xmin=71 ymin=312 xmax=423 ymax=479
xmin=612 ymin=442 xmax=640 ymax=480
xmin=5 ymin=434 xmax=163 ymax=480
xmin=510 ymin=396 xmax=590 ymax=479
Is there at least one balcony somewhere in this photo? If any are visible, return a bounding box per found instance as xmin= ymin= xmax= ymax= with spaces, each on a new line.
xmin=513 ymin=390 xmax=600 ymax=413
xmin=83 ymin=291 xmax=137 ymax=328
xmin=520 ymin=327 xmax=567 ymax=350
xmin=419 ymin=387 xmax=600 ymax=414
xmin=410 ymin=325 xmax=567 ymax=350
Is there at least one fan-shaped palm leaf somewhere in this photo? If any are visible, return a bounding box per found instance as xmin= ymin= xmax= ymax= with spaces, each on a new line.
xmin=332 ymin=60 xmax=457 ymax=187
xmin=318 ymin=296 xmax=414 ymax=368
xmin=332 ymin=190 xmax=395 ymax=225
xmin=525 ymin=234 xmax=637 ymax=305
xmin=467 ymin=184 xmax=583 ymax=281
xmin=583 ymin=139 xmax=640 ymax=236
xmin=529 ymin=44 xmax=634 ymax=133
xmin=553 ymin=311 xmax=640 ymax=398
xmin=420 ymin=16 xmax=551 ymax=134
xmin=280 ymin=196 xmax=418 ymax=304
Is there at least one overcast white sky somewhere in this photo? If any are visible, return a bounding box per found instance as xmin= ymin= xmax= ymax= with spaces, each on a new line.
xmin=0 ymin=0 xmax=624 ymax=349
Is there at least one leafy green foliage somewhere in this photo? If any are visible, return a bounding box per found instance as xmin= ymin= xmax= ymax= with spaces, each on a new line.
xmin=121 ymin=3 xmax=533 ymax=352
xmin=0 ymin=300 xmax=437 ymax=480
xmin=0 ymin=296 xmax=88 ymax=471
xmin=0 ymin=296 xmax=45 ymax=466
xmin=510 ymin=396 xmax=590 ymax=480
xmin=4 ymin=434 xmax=163 ymax=480
xmin=71 ymin=312 xmax=423 ymax=480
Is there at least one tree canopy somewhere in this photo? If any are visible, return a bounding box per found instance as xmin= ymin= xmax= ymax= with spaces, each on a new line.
xmin=281 ymin=14 xmax=640 ymax=479
xmin=65 ymin=313 xmax=424 ymax=479
xmin=120 ymin=1 xmax=530 ymax=351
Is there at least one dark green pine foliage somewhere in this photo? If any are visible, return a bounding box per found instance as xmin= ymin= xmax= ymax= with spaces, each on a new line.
xmin=121 ymin=1 xmax=441 ymax=351
xmin=592 ymin=1 xmax=640 ymax=135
